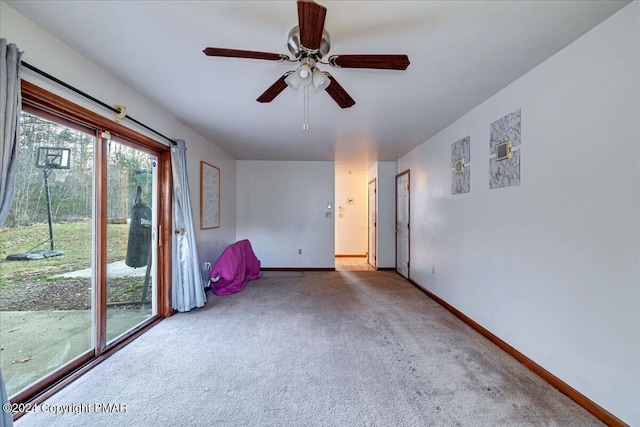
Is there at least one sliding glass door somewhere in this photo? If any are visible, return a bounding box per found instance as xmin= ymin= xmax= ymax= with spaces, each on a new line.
xmin=105 ymin=139 xmax=157 ymax=343
xmin=0 ymin=82 xmax=171 ymax=405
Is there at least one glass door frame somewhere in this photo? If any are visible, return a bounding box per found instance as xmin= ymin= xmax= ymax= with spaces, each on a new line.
xmin=11 ymin=81 xmax=173 ymax=408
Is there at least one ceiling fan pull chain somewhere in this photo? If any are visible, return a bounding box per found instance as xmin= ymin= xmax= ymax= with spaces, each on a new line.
xmin=303 ymin=85 xmax=310 ymax=132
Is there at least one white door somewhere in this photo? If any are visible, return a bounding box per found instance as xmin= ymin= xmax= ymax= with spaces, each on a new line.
xmin=368 ymin=178 xmax=377 ymax=268
xmin=396 ymin=171 xmax=410 ymax=278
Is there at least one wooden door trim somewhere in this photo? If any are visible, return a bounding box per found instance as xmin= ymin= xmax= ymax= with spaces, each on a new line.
xmin=21 ymin=80 xmax=166 ymax=152
xmin=95 ymin=130 xmax=108 ymax=353
xmin=367 ymin=178 xmax=377 ymax=269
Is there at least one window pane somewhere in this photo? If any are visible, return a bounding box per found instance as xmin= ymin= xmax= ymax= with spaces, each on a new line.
xmin=0 ymin=112 xmax=94 ymax=397
xmin=105 ymin=139 xmax=156 ymax=343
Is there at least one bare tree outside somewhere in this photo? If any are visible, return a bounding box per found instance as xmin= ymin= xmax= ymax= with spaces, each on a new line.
xmin=0 ymin=112 xmax=155 ymax=397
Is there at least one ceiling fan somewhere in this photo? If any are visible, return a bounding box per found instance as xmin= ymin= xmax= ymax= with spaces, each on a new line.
xmin=203 ymin=0 xmax=410 ymax=127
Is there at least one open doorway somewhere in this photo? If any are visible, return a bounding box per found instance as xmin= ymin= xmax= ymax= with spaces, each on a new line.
xmin=335 ymin=171 xmax=368 ymax=270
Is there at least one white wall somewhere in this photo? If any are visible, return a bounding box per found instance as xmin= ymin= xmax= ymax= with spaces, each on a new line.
xmin=368 ymin=161 xmax=397 ymax=268
xmin=0 ymin=1 xmax=237 ymax=275
xmin=398 ymin=3 xmax=639 ymax=425
xmin=236 ymin=161 xmax=335 ymax=268
xmin=182 ymin=142 xmax=236 ymax=273
xmin=335 ymin=172 xmax=367 ymax=255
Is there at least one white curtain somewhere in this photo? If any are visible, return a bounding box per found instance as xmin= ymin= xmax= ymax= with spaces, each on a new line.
xmin=0 ymin=39 xmax=22 ymax=229
xmin=170 ymin=139 xmax=206 ymax=312
xmin=0 ymin=37 xmax=19 ymax=427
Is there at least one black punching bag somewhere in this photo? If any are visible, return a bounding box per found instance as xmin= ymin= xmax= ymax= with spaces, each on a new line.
xmin=125 ymin=185 xmax=152 ymax=268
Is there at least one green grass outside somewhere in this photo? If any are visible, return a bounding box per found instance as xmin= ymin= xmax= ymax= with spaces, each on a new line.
xmin=0 ymin=221 xmax=129 ymax=286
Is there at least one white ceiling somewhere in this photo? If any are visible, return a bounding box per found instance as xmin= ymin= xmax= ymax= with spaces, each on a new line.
xmin=8 ymin=0 xmax=629 ymax=173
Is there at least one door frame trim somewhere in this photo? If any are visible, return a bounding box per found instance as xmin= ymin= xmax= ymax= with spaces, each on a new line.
xmin=367 ymin=178 xmax=377 ymax=269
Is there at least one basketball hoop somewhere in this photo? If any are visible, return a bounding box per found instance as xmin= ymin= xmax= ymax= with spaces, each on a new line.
xmin=35 ymin=146 xmax=71 ymax=170
xmin=6 ymin=147 xmax=71 ymax=261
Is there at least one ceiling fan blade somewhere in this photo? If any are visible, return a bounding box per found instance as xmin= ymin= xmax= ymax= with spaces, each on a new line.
xmin=328 ymin=54 xmax=410 ymax=70
xmin=203 ymin=47 xmax=287 ymax=62
xmin=257 ymin=74 xmax=289 ymax=103
xmin=325 ymin=75 xmax=355 ymax=109
xmin=297 ymin=0 xmax=327 ymax=50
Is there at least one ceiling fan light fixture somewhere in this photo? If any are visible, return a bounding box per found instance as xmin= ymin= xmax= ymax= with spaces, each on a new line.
xmin=284 ymin=72 xmax=302 ymax=91
xmin=296 ymin=64 xmax=313 ymax=85
xmin=298 ymin=65 xmax=311 ymax=79
xmin=311 ymin=69 xmax=330 ymax=92
xmin=285 ymin=63 xmax=315 ymax=91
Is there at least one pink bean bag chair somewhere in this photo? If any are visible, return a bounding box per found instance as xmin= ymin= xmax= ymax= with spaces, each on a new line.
xmin=208 ymin=240 xmax=262 ymax=296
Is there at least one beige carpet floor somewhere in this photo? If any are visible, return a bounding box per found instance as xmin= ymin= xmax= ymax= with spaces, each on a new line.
xmin=16 ymin=271 xmax=602 ymax=426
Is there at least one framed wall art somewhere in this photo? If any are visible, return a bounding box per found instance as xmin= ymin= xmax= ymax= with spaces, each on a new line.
xmin=489 ymin=109 xmax=521 ymax=189
xmin=200 ymin=161 xmax=220 ymax=229
xmin=451 ymin=135 xmax=470 ymax=195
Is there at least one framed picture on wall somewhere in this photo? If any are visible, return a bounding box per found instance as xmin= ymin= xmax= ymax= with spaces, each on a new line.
xmin=200 ymin=161 xmax=220 ymax=229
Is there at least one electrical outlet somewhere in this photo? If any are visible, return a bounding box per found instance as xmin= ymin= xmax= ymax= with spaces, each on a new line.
xmin=325 ymin=212 xmax=332 ymax=218
xmin=298 ymin=248 xmax=302 ymax=255
xmin=204 ymin=261 xmax=212 ymax=271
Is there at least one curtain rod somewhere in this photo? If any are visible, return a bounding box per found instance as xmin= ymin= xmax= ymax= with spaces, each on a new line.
xmin=21 ymin=61 xmax=177 ymax=145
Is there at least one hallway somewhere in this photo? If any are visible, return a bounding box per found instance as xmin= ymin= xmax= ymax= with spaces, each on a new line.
xmin=335 ymin=256 xmax=375 ymax=271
